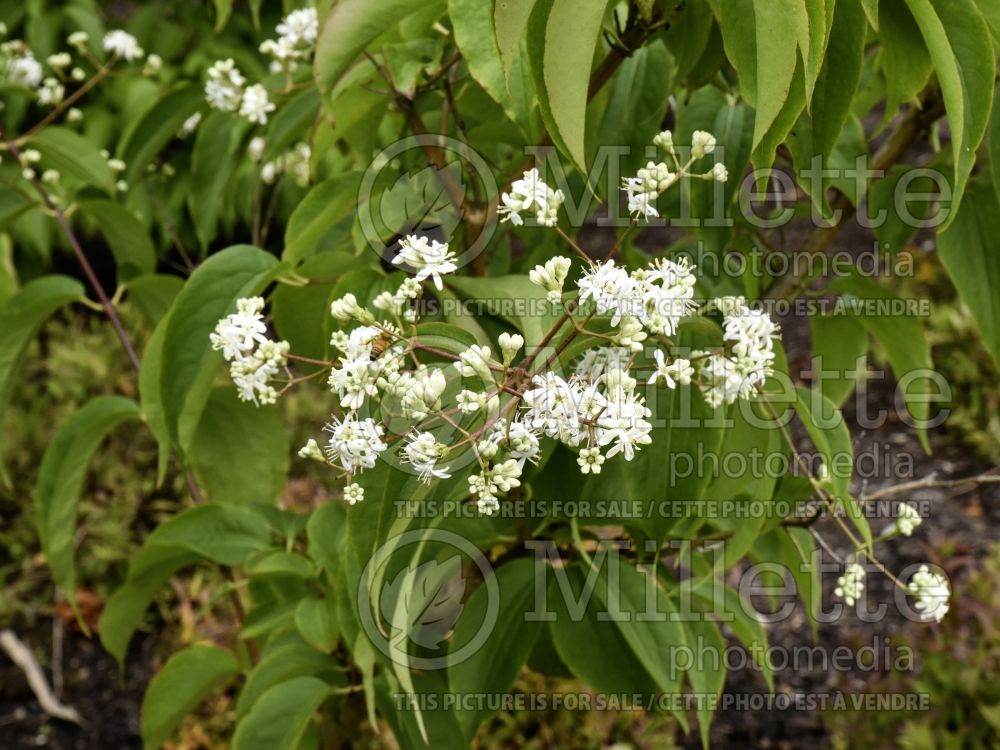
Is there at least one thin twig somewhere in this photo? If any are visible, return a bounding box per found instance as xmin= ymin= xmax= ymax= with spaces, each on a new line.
xmin=0 ymin=630 xmax=82 ymax=725
xmin=864 ymin=472 xmax=1000 ymax=502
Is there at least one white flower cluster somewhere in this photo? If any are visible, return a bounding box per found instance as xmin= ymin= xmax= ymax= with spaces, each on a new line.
xmin=260 ymin=7 xmax=319 ymax=73
xmin=622 ymin=129 xmax=728 ymax=220
xmin=528 ymin=256 xmax=571 ymax=304
xmin=576 ymin=256 xmax=696 ymax=338
xmin=499 ymin=168 xmax=565 ymax=227
xmin=893 ymin=502 xmax=923 ymax=537
xmin=391 ymin=235 xmax=458 ymax=290
xmin=204 ymin=59 xmax=275 ymax=124
xmin=210 ymin=297 xmax=290 ymax=405
xmin=103 ymin=30 xmax=144 ymax=61
xmin=834 ymin=562 xmax=865 ymax=606
xmin=696 ymin=297 xmax=779 ymax=408
xmin=907 ymin=564 xmax=950 ymax=622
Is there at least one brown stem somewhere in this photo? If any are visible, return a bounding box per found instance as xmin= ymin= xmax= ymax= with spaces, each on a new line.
xmin=18 ymin=63 xmax=115 ymax=142
xmin=2 ymin=131 xmax=142 ymax=373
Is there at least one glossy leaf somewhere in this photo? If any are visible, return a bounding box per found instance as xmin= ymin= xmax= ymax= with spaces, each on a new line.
xmin=29 ymin=127 xmax=115 ymax=192
xmin=232 ymin=676 xmax=329 ymax=750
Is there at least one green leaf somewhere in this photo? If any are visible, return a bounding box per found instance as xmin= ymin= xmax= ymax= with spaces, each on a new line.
xmin=445 ymin=273 xmax=561 ymax=348
xmin=159 ymin=244 xmax=281 ymax=451
xmin=100 ymin=504 xmax=271 ymax=661
xmin=125 ymin=274 xmax=184 ymax=328
xmin=937 ymin=179 xmax=1000 ymax=367
xmin=35 ymin=396 xmax=140 ymax=610
xmin=793 ymin=386 xmax=870 ymax=550
xmin=691 ymin=581 xmax=774 ymax=691
xmin=212 ymin=0 xmax=234 ymax=32
xmin=283 ymin=173 xmax=363 ymax=263
xmin=593 ymin=560 xmax=687 ymax=695
xmin=448 ymin=558 xmax=543 ymax=738
xmin=237 ymin=633 xmax=339 ymax=719
xmin=28 ymin=127 xmax=115 ymax=192
xmin=493 ymin=0 xmax=539 ymax=133
xmin=77 ymin=200 xmax=157 ymax=281
xmin=879 ymin=2 xmax=934 ymax=116
xmin=827 ymin=275 xmax=936 ymax=452
xmin=548 ymin=564 xmax=659 ymax=696
xmin=118 ymin=84 xmax=204 ymax=186
xmin=663 ymin=1 xmax=715 ymax=81
xmin=751 ymin=0 xmax=809 ymax=150
xmin=810 ymin=0 xmax=866 ymax=163
xmin=295 ymin=597 xmax=340 ymax=654
xmin=140 ymin=311 xmax=173 ymax=485
xmin=314 ymin=0 xmax=445 ymax=96
xmin=0 ymin=275 xmax=83 ymax=477
xmin=449 ymin=0 xmax=533 ymax=132
xmin=262 ymin=88 xmax=321 ymax=163
xmin=141 ymin=645 xmax=239 ymax=750
xmin=904 ymin=0 xmax=995 ymax=225
xmin=681 ymin=616 xmax=725 ymax=748
xmin=527 ymin=0 xmax=609 ymax=170
xmin=188 ymin=387 xmax=290 ymax=506
xmin=189 ymin=111 xmax=251 ymax=250
xmin=232 ymin=676 xmax=329 ymax=750
xmin=306 ymin=502 xmax=346 ymax=577
xmin=810 ymin=314 xmax=868 ymax=407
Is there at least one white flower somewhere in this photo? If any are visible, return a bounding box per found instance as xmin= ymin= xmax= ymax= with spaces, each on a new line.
xmin=691 ymin=130 xmax=716 ymax=159
xmin=70 ymin=67 xmax=85 ymax=81
xmin=325 ymin=415 xmax=387 ymax=473
xmin=179 ymin=112 xmax=202 ymax=138
xmin=22 ymin=149 xmax=41 ymax=164
xmin=710 ymin=162 xmax=728 ymax=182
xmin=276 ymin=7 xmax=319 ymax=46
xmin=107 ymin=158 xmax=126 ymax=173
xmin=907 ymin=564 xmax=950 ymax=623
xmin=41 ymin=169 xmax=60 ymax=184
xmin=499 ymin=168 xmax=565 ymax=227
xmin=103 ymin=30 xmax=144 ymax=61
xmin=401 ymin=431 xmax=451 ymax=483
xmin=574 ymin=347 xmax=631 ymax=381
xmin=893 ymin=503 xmax=923 ymax=537
xmin=239 ymin=83 xmax=275 ymax=124
xmin=577 ymin=447 xmax=605 ymax=474
xmin=143 ymin=53 xmax=162 ymax=76
xmin=648 ymin=351 xmax=693 ymax=388
xmin=391 ymin=235 xmax=458 ymax=290
xmin=453 ymin=345 xmax=493 ymax=379
xmin=67 ymin=32 xmax=89 ymax=50
xmin=640 ymin=257 xmax=697 ymax=335
xmin=834 ymin=562 xmax=865 ymax=606
xmin=67 ymin=107 xmax=83 ymax=123
xmin=594 ymin=384 xmax=652 ymax=461
xmin=652 ymin=129 xmax=675 ymax=156
xmin=621 ymin=161 xmax=672 ymax=221
xmin=247 ymin=136 xmax=266 ymax=162
xmin=498 ymin=332 xmax=524 ymax=364
xmin=37 ymin=77 xmax=64 ymax=106
xmin=205 ymin=59 xmax=244 ymax=112
xmin=399 ymin=367 xmax=447 ymax=420
xmin=211 ymin=297 xmax=291 ymax=405
xmin=611 ymin=318 xmax=646 ymax=352
xmin=330 ymin=293 xmax=367 ymax=322
xmin=457 ymin=390 xmax=485 ymax=414
xmin=577 ymin=260 xmax=641 ymax=326
xmin=298 ymin=438 xmax=325 ymax=461
xmin=46 ymin=52 xmax=71 ymax=69
xmin=344 ymin=482 xmax=365 ymax=505
xmin=528 ymin=256 xmax=571 ymax=304
xmin=6 ymin=55 xmax=42 ymax=89
xmin=210 ymin=297 xmax=269 ymax=359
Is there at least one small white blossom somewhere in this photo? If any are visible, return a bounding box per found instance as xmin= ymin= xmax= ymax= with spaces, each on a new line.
xmin=907 ymin=565 xmax=950 ymax=623
xmin=325 ymin=414 xmax=387 ymax=473
xmin=67 ymin=32 xmax=89 ymax=50
xmin=178 ymin=112 xmax=202 ymax=138
xmin=528 ymin=256 xmax=571 ymax=304
xmin=37 ymin=77 xmax=64 ymax=106
xmin=834 ymin=562 xmax=865 ymax=606
xmin=401 ymin=431 xmax=451 ymax=483
xmin=649 ymin=351 xmax=693 ymax=388
xmin=6 ymin=55 xmax=42 ymax=89
xmin=391 ymin=235 xmax=458 ymax=290
xmin=691 ymin=130 xmax=716 ymax=159
xmin=894 ymin=503 xmax=923 ymax=537
xmin=498 ymin=332 xmax=524 ymax=364
xmin=652 ymin=129 xmax=675 ymax=156
xmin=46 ymin=52 xmax=71 ymax=69
xmin=454 ymin=345 xmax=494 ymax=379
xmin=344 ymin=482 xmax=365 ymax=505
xmin=577 ymin=447 xmax=605 ymax=474
xmin=205 ymin=59 xmax=244 ymax=112
xmin=499 ymin=168 xmax=564 ymax=227
xmin=103 ymin=30 xmax=144 ymax=61
xmin=239 ymin=83 xmax=274 ymax=124
xmin=298 ymin=438 xmax=325 ymax=461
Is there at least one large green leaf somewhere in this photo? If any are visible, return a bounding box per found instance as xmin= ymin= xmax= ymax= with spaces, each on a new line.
xmin=448 ymin=558 xmax=543 ymax=739
xmin=904 ymin=0 xmax=995 ymax=225
xmin=125 ymin=273 xmax=184 ymax=328
xmin=189 ymin=111 xmax=251 ymax=250
xmin=35 ymin=395 xmax=140 ymax=610
xmin=527 ymin=0 xmax=609 ymax=170
xmin=141 ymin=645 xmax=239 ymax=750
xmin=0 ymin=275 xmax=83 ymax=477
xmin=809 ymin=313 xmax=868 ymax=407
xmin=314 ymin=0 xmax=445 ymax=96
xmin=232 ymin=676 xmax=329 ymax=750
xmin=118 ymin=84 xmax=204 ymax=185
xmin=449 ymin=0 xmax=533 ymax=132
xmin=493 ymin=0 xmax=538 ymax=134
xmin=750 ymin=0 xmax=809 ymax=150
xmin=77 ymin=200 xmax=157 ymax=281
xmin=793 ymin=386 xmax=870 ymax=550
xmin=237 ymin=633 xmax=339 ymax=719
xmin=159 ymin=245 xmax=281 ymax=452
xmin=937 ymin=179 xmax=1000 ymax=368
xmin=28 ymin=127 xmax=115 ymax=192
xmin=282 ymin=173 xmax=363 ymax=264
xmin=100 ymin=504 xmax=271 ymax=661
xmin=879 ymin=2 xmax=933 ymax=117
xmin=188 ymin=387 xmax=290 ymax=506
xmin=810 ymin=0 xmax=866 ymax=163
xmin=827 ymin=275 xmax=936 ymax=452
